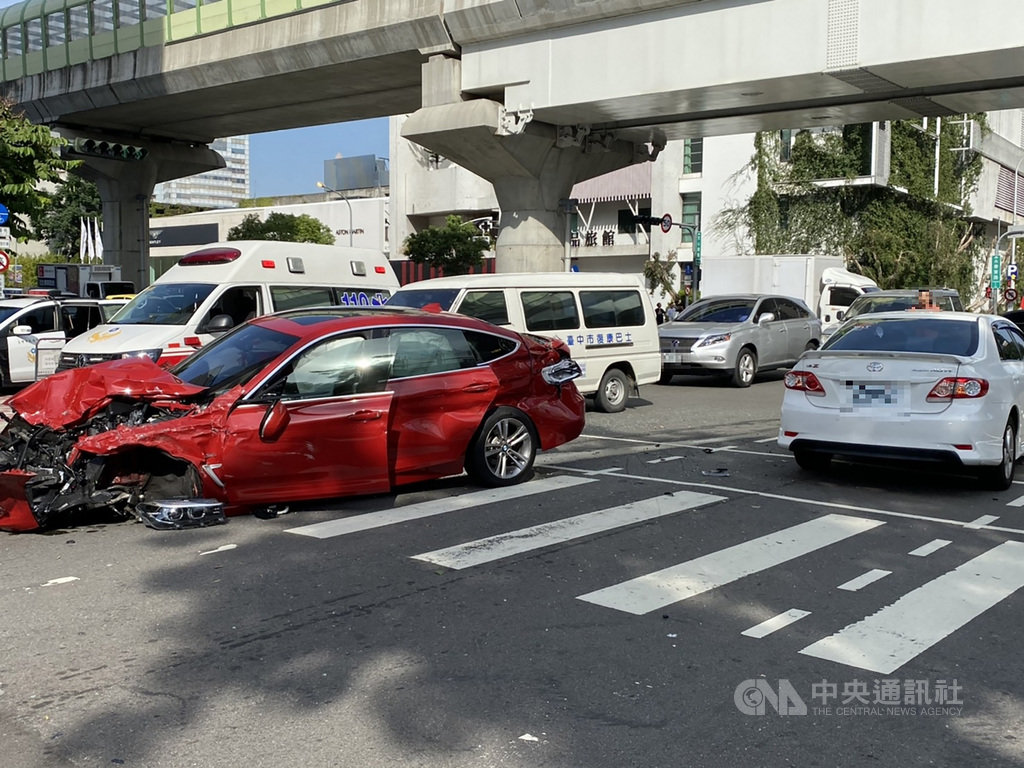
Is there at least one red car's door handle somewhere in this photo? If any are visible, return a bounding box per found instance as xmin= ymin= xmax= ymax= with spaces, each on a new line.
xmin=347 ymin=410 xmax=383 ymax=421
xmin=461 ymin=382 xmax=494 ymax=393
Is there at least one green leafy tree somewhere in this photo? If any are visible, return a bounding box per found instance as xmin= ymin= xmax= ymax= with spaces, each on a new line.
xmin=713 ymin=117 xmax=985 ymax=304
xmin=35 ymin=175 xmax=102 ymax=258
xmin=227 ymin=212 xmax=334 ymax=244
xmin=403 ymin=215 xmax=488 ymax=275
xmin=0 ymin=99 xmax=71 ymax=242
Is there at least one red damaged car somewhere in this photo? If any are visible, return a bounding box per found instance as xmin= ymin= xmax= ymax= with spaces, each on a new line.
xmin=0 ymin=307 xmax=585 ymax=532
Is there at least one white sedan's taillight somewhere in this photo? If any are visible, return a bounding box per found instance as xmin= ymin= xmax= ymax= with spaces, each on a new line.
xmin=784 ymin=370 xmax=825 ymax=396
xmin=926 ymin=377 xmax=989 ymax=401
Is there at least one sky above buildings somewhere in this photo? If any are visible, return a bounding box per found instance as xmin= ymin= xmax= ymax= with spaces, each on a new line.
xmin=248 ymin=118 xmax=390 ymax=199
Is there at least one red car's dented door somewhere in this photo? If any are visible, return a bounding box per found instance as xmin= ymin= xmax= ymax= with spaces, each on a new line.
xmin=217 ymin=392 xmax=394 ymax=505
xmin=388 ymin=366 xmax=500 ymax=484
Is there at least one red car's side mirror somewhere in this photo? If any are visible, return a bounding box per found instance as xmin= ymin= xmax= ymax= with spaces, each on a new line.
xmin=259 ymin=401 xmax=290 ymax=442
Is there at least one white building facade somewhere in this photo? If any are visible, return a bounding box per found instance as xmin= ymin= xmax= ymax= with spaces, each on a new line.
xmin=389 ymin=110 xmax=1024 ymax=300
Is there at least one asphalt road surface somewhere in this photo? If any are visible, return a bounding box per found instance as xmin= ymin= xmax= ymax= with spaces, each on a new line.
xmin=2 ymin=372 xmax=1023 ymax=768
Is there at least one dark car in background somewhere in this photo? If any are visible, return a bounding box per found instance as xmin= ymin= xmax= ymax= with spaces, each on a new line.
xmin=820 ymin=288 xmax=963 ymax=341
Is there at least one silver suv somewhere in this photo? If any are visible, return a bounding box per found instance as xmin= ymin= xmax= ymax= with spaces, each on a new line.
xmin=658 ymin=294 xmax=822 ymax=387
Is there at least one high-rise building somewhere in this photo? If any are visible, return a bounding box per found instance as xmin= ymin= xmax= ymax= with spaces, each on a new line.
xmin=153 ymin=136 xmax=250 ymax=208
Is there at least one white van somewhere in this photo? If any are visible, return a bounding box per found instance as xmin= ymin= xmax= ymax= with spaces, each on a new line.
xmin=387 ymin=272 xmax=661 ymax=412
xmin=58 ymin=241 xmax=399 ymax=370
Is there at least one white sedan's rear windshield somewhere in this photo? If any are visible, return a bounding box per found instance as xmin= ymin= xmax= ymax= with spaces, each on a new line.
xmin=824 ymin=317 xmax=978 ymax=356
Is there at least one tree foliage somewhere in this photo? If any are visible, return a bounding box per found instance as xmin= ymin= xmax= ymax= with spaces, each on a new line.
xmin=402 ymin=215 xmax=488 ymax=274
xmin=0 ymin=99 xmax=71 ymax=242
xmin=713 ymin=118 xmax=986 ymax=305
xmin=227 ymin=212 xmax=334 ymax=244
xmin=35 ymin=175 xmax=102 ymax=258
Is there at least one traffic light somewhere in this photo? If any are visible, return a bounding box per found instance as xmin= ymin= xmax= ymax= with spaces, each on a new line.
xmin=986 ymin=286 xmax=993 ymax=299
xmin=70 ymin=138 xmax=148 ymax=161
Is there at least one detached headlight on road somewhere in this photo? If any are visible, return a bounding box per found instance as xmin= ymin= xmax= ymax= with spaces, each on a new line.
xmin=135 ymin=498 xmax=226 ymax=530
xmin=120 ymin=348 xmax=164 ymax=363
xmin=697 ymin=333 xmax=731 ymax=348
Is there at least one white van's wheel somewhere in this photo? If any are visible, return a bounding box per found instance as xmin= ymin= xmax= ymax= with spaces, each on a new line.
xmin=596 ymin=369 xmax=630 ymax=413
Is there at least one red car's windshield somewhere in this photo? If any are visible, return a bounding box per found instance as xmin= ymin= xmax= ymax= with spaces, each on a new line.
xmin=172 ymin=323 xmax=299 ymax=390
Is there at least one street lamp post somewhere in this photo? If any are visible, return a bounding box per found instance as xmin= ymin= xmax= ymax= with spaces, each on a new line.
xmin=316 ymin=181 xmax=353 ymax=247
xmin=1011 ymin=156 xmax=1024 ymax=283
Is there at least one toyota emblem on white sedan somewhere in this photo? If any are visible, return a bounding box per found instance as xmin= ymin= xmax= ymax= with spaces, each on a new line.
xmin=866 ymin=362 xmax=884 ymax=372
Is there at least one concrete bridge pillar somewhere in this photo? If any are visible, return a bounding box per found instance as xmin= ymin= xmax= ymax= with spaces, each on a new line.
xmin=64 ymin=136 xmax=225 ymax=289
xmin=402 ymin=58 xmax=658 ymax=272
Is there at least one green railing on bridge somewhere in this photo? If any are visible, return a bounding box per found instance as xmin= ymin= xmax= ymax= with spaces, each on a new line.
xmin=0 ymin=0 xmax=340 ymax=82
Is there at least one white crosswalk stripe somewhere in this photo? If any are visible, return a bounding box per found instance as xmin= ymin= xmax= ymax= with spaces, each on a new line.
xmin=277 ymin=470 xmax=1024 ymax=675
xmin=283 ymin=476 xmax=595 ymax=539
xmin=412 ymin=490 xmax=726 ymax=570
xmin=800 ymin=540 xmax=1024 ymax=673
xmin=577 ymin=513 xmax=885 ymax=615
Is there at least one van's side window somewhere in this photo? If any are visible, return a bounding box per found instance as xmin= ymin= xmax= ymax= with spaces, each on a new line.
xmin=459 ymin=291 xmax=509 ymax=325
xmin=522 ymin=291 xmax=579 ymax=332
xmin=580 ymin=290 xmax=645 ymax=328
xmin=271 ymin=286 xmax=335 ymax=311
xmin=201 ymin=286 xmax=260 ymax=331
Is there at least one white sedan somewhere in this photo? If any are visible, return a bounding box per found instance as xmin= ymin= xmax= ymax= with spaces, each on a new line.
xmin=778 ymin=311 xmax=1024 ymax=489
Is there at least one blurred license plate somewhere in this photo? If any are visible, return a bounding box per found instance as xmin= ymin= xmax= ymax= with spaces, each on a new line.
xmin=850 ymin=382 xmax=898 ymax=406
xmin=663 ymin=353 xmax=683 ymax=363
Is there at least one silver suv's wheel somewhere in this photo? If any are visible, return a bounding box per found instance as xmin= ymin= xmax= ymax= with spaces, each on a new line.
xmin=731 ymin=348 xmax=757 ymax=388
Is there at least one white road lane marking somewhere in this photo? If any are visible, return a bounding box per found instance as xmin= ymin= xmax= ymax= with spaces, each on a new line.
xmin=546 ymin=464 xmax=1024 ymax=536
xmin=964 ymin=515 xmax=1000 ymax=529
xmin=741 ymin=608 xmax=811 ymax=638
xmin=1006 ymin=495 xmax=1024 ymax=507
xmin=800 ymin=541 xmax=1024 ymax=674
xmin=412 ymin=491 xmax=725 ymax=570
xmin=838 ymin=569 xmax=892 ymax=591
xmin=646 ymin=456 xmax=684 ymax=464
xmin=754 ymin=437 xmax=778 ymax=443
xmin=909 ymin=539 xmax=952 ymax=557
xmin=199 ymin=544 xmax=237 ymax=556
xmin=41 ymin=577 xmax=79 ymax=587
xmin=284 ymin=476 xmax=595 ymax=539
xmin=577 ymin=513 xmax=885 ymax=615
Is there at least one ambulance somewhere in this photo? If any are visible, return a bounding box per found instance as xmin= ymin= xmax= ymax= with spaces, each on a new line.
xmin=57 ymin=241 xmax=399 ymax=370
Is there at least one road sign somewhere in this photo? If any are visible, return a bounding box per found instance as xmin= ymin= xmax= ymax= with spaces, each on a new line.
xmin=1004 ymin=288 xmax=1018 ymax=303
xmin=0 ymin=204 xmax=8 ymax=226
xmin=660 ymin=213 xmax=673 ymax=234
xmin=0 ymin=251 xmax=9 ymax=273
xmin=1009 ymin=263 xmax=1019 ymax=280
xmin=695 ymin=230 xmax=702 ymax=265
xmin=0 ymin=226 xmax=9 ymax=249
xmin=992 ymin=250 xmax=1002 ymax=290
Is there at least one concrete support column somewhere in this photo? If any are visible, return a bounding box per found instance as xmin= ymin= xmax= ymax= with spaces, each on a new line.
xmin=62 ymin=133 xmax=225 ymax=289
xmin=402 ymin=93 xmax=655 ymax=272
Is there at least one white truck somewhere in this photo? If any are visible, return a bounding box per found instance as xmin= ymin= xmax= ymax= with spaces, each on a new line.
xmin=35 ymin=263 xmax=135 ymax=298
xmin=699 ymin=255 xmax=878 ymax=322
